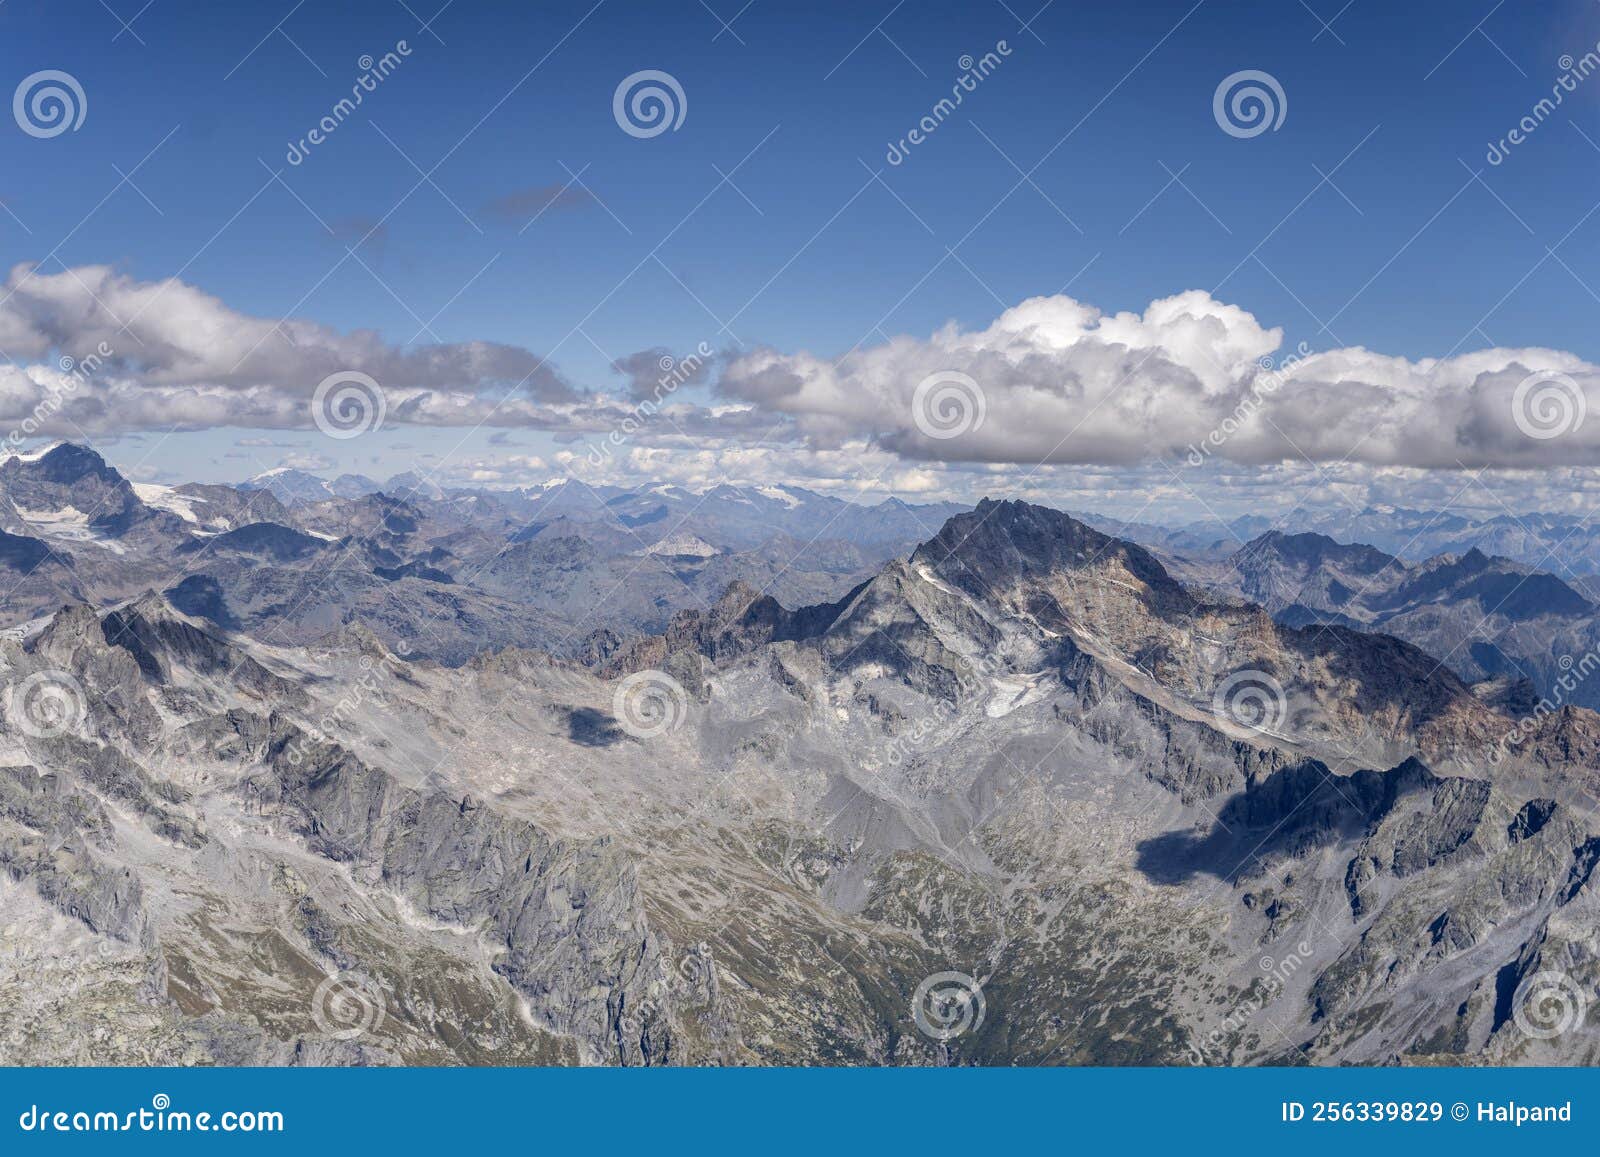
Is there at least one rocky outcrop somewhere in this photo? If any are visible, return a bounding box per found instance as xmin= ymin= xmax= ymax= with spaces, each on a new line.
xmin=241 ymin=716 xmax=699 ymax=1064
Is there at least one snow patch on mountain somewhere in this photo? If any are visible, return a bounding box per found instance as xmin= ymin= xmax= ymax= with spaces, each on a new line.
xmin=132 ymin=483 xmax=207 ymax=524
xmin=636 ymin=533 xmax=720 ymax=559
xmin=756 ymin=486 xmax=802 ymax=509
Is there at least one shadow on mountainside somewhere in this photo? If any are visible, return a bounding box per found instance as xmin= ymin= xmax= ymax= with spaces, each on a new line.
xmin=1134 ymin=757 xmax=1438 ymax=886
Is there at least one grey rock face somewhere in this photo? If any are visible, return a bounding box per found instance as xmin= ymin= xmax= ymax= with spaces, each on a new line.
xmin=242 ymin=722 xmax=689 ymax=1063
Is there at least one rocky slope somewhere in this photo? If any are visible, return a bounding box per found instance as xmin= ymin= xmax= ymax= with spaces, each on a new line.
xmin=2 ymin=495 xmax=1598 ymax=1066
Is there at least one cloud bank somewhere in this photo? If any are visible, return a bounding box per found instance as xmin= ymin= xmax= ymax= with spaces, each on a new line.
xmin=0 ymin=262 xmax=601 ymax=438
xmin=3 ymin=264 xmax=1598 ymax=475
xmin=719 ymin=290 xmax=1600 ymax=469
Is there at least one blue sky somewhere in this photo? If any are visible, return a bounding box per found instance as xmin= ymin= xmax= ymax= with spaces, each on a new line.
xmin=3 ymin=0 xmax=1600 ymax=517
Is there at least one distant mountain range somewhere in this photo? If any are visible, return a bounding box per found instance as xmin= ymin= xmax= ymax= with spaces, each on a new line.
xmin=1178 ymin=530 xmax=1600 ymax=713
xmin=1084 ymin=504 xmax=1600 ymax=577
xmin=0 ymin=444 xmax=965 ymax=663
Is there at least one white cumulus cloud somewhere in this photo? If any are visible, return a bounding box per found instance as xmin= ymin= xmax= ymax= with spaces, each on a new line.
xmin=718 ymin=290 xmax=1600 ymax=470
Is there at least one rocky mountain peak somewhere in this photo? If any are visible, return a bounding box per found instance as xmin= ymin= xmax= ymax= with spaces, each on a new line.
xmin=1237 ymin=529 xmax=1396 ymax=574
xmin=13 ymin=442 xmax=121 ymax=486
xmin=911 ymin=498 xmax=1193 ymax=623
xmin=100 ymin=591 xmax=241 ymax=680
xmin=0 ymin=441 xmax=144 ymax=534
xmin=31 ymin=601 xmax=103 ymax=653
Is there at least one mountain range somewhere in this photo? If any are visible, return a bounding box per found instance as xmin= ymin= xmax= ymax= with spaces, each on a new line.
xmin=1 ymin=447 xmax=1598 ymax=1064
xmin=0 ymin=444 xmax=965 ymax=665
xmin=1087 ymin=504 xmax=1600 ymax=578
xmin=1172 ymin=531 xmax=1600 ymax=714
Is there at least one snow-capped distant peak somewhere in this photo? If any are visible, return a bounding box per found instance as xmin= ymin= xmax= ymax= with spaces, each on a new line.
xmin=238 ymin=467 xmax=336 ymax=505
